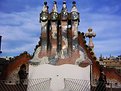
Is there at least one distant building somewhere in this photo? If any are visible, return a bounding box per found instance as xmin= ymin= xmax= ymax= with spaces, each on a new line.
xmin=0 ymin=52 xmax=31 ymax=81
xmin=98 ymin=55 xmax=121 ymax=74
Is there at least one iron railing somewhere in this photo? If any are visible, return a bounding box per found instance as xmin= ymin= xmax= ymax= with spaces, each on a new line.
xmin=0 ymin=78 xmax=121 ymax=91
xmin=0 ymin=80 xmax=27 ymax=91
xmin=27 ymin=78 xmax=51 ymax=91
xmin=64 ymin=78 xmax=90 ymax=91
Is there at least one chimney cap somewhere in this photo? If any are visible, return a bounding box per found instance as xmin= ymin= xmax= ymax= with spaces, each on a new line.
xmin=54 ymin=1 xmax=57 ymax=4
xmin=44 ymin=1 xmax=47 ymax=5
xmin=47 ymin=6 xmax=49 ymax=9
xmin=72 ymin=1 xmax=76 ymax=4
xmin=63 ymin=1 xmax=66 ymax=4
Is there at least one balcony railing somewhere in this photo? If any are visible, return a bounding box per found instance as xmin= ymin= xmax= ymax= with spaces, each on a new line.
xmin=64 ymin=78 xmax=90 ymax=91
xmin=0 ymin=78 xmax=121 ymax=91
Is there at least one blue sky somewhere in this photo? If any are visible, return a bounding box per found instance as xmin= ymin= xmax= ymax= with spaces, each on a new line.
xmin=0 ymin=0 xmax=121 ymax=57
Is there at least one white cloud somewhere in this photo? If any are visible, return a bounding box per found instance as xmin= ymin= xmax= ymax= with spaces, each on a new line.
xmin=94 ymin=38 xmax=121 ymax=56
xmin=0 ymin=4 xmax=121 ymax=57
xmin=0 ymin=7 xmax=41 ymax=56
xmin=97 ymin=5 xmax=120 ymax=14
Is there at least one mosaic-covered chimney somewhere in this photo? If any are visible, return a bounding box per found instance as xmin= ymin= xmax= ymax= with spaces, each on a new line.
xmin=60 ymin=1 xmax=68 ymax=58
xmin=71 ymin=1 xmax=79 ymax=51
xmin=40 ymin=1 xmax=49 ymax=51
xmin=50 ymin=1 xmax=58 ymax=55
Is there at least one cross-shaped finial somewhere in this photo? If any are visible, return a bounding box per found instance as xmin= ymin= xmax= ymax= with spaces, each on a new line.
xmin=85 ymin=28 xmax=96 ymax=49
